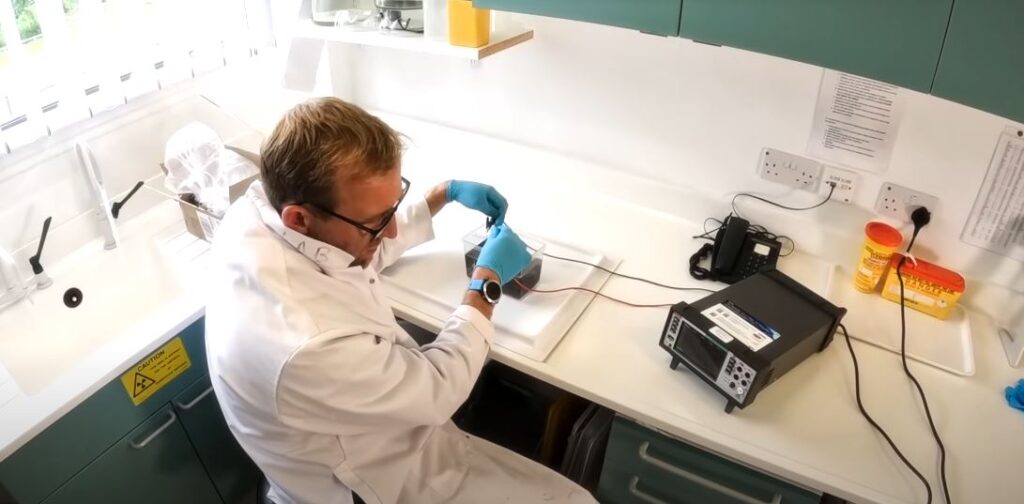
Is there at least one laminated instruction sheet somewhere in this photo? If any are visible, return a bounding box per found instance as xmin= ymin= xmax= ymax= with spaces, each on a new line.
xmin=808 ymin=70 xmax=905 ymax=173
xmin=961 ymin=127 xmax=1024 ymax=261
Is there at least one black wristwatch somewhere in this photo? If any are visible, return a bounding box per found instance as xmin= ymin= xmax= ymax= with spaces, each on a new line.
xmin=468 ymin=278 xmax=502 ymax=305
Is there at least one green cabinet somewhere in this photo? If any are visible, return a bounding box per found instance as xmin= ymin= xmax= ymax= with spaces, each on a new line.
xmin=41 ymin=404 xmax=222 ymax=504
xmin=597 ymin=416 xmax=820 ymax=504
xmin=0 ymin=320 xmax=256 ymax=503
xmin=931 ymin=0 xmax=1024 ymax=124
xmin=473 ymin=0 xmax=683 ymax=36
xmin=679 ymin=0 xmax=953 ymax=93
xmin=0 ymin=322 xmax=209 ymax=503
xmin=173 ymin=375 xmax=258 ymax=504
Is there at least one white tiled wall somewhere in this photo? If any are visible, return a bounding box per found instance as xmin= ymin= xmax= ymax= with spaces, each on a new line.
xmin=3 ymin=15 xmax=1022 ymax=293
xmin=0 ymin=58 xmax=300 ymax=268
xmin=328 ymin=14 xmax=1023 ymax=290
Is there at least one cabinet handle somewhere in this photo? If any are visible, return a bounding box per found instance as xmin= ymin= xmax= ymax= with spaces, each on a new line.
xmin=174 ymin=385 xmax=214 ymax=410
xmin=628 ymin=476 xmax=670 ymax=504
xmin=130 ymin=411 xmax=177 ymax=449
xmin=637 ymin=442 xmax=783 ymax=504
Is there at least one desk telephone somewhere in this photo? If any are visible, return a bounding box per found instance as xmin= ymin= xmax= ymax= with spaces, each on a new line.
xmin=689 ymin=216 xmax=782 ymax=284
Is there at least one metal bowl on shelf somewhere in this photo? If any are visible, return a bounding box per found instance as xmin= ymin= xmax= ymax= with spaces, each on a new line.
xmin=374 ymin=0 xmax=424 ymax=33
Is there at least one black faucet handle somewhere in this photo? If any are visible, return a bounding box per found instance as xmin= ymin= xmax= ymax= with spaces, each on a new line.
xmin=111 ymin=181 xmax=145 ymax=219
xmin=29 ymin=216 xmax=52 ymax=275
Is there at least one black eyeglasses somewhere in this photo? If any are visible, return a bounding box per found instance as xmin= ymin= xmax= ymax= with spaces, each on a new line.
xmin=307 ymin=177 xmax=411 ymax=240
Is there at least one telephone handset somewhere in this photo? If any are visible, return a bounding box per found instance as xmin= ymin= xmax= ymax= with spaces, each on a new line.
xmin=690 ymin=216 xmax=782 ymax=284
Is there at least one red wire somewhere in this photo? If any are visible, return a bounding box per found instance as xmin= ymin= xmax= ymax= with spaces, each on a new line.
xmin=512 ymin=279 xmax=675 ymax=309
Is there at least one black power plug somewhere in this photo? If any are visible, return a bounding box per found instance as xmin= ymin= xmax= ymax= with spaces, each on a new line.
xmin=905 ymin=206 xmax=931 ymax=253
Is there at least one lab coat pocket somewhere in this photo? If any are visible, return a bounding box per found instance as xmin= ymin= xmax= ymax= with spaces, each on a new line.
xmin=398 ymin=424 xmax=470 ymax=503
xmin=332 ymin=461 xmax=375 ymax=504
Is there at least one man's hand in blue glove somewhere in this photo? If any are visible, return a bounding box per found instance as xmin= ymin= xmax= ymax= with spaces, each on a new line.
xmin=475 ymin=224 xmax=531 ymax=285
xmin=447 ymin=180 xmax=508 ymax=226
xmin=1007 ymin=379 xmax=1024 ymax=413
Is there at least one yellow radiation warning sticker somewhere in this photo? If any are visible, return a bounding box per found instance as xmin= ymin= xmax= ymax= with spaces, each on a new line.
xmin=121 ymin=337 xmax=191 ymax=406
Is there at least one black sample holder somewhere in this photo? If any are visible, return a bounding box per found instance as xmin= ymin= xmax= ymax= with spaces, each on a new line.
xmin=464 ymin=239 xmax=543 ymax=299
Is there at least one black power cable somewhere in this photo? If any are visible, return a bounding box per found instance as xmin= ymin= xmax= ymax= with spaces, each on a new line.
xmin=897 ymin=207 xmax=953 ymax=504
xmin=540 ymin=252 xmax=717 ymax=294
xmin=841 ymin=323 xmax=933 ymax=503
xmin=731 ymin=181 xmax=836 ymax=218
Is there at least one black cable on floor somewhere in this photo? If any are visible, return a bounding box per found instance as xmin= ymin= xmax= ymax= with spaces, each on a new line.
xmin=840 ymin=323 xmax=933 ymax=503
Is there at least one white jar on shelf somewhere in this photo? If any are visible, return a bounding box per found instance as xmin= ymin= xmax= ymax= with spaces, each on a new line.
xmin=423 ymin=0 xmax=449 ymax=41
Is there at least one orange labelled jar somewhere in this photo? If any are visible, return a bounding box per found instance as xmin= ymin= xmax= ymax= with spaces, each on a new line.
xmin=853 ymin=222 xmax=903 ymax=293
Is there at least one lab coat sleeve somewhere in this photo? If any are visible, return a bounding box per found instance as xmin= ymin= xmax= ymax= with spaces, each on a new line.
xmin=371 ymin=196 xmax=435 ymax=272
xmin=275 ymin=305 xmax=493 ymax=435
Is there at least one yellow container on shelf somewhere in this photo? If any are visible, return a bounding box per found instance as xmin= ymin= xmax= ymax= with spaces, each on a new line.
xmin=448 ymin=0 xmax=490 ymax=48
xmin=853 ymin=221 xmax=903 ymax=293
xmin=881 ymin=254 xmax=965 ymax=320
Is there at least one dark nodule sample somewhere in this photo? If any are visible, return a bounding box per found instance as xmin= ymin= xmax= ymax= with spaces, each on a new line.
xmin=464 ymin=239 xmax=542 ymax=299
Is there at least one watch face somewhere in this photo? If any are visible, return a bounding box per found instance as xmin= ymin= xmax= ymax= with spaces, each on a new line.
xmin=483 ymin=281 xmax=502 ymax=303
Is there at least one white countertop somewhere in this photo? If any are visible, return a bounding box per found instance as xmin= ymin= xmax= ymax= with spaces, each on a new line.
xmin=1 ymin=112 xmax=1021 ymax=504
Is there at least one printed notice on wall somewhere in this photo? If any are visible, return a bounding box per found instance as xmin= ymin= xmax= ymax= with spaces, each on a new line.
xmin=808 ymin=70 xmax=906 ymax=173
xmin=961 ymin=127 xmax=1024 ymax=261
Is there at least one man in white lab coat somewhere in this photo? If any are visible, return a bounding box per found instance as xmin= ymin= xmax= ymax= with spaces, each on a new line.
xmin=205 ymin=98 xmax=596 ymax=504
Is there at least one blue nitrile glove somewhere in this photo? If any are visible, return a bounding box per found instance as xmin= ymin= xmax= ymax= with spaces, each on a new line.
xmin=447 ymin=181 xmax=508 ymax=226
xmin=475 ymin=224 xmax=531 ymax=285
xmin=1006 ymin=379 xmax=1024 ymax=413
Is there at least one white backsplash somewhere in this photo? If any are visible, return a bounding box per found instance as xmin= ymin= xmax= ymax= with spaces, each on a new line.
xmin=330 ymin=14 xmax=1024 ymax=291
xmin=2 ymin=19 xmax=1022 ymax=298
xmin=0 ymin=65 xmax=282 ymax=272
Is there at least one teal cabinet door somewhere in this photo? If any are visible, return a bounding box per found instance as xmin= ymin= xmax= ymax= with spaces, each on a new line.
xmin=597 ymin=416 xmax=820 ymax=504
xmin=679 ymin=0 xmax=953 ymax=92
xmin=41 ymin=404 xmax=222 ymax=504
xmin=0 ymin=321 xmax=209 ymax=504
xmin=174 ymin=375 xmax=258 ymax=504
xmin=931 ymin=0 xmax=1024 ymax=123
xmin=473 ymin=0 xmax=682 ymax=36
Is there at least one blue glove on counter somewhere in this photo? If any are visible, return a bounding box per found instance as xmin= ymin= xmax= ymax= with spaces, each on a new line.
xmin=476 ymin=224 xmax=531 ymax=285
xmin=447 ymin=181 xmax=508 ymax=226
xmin=1006 ymin=379 xmax=1024 ymax=413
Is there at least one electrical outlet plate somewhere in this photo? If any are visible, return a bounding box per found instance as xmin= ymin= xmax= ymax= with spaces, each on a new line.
xmin=874 ymin=182 xmax=939 ymax=222
xmin=820 ymin=165 xmax=860 ymax=204
xmin=758 ymin=148 xmax=822 ymax=191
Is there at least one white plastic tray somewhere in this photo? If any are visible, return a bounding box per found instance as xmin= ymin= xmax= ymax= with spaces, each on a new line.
xmin=824 ymin=264 xmax=975 ymax=376
xmin=381 ymin=230 xmax=619 ymax=362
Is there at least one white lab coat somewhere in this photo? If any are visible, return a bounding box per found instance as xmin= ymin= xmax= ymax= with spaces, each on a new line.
xmin=205 ymin=182 xmax=595 ymax=504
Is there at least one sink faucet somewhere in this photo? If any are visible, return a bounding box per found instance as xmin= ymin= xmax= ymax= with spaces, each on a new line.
xmin=0 ymin=246 xmax=27 ymax=306
xmin=0 ymin=217 xmax=54 ymax=309
xmin=75 ymin=140 xmax=119 ymax=250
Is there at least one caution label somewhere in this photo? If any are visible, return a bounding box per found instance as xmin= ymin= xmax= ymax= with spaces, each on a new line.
xmin=121 ymin=337 xmax=191 ymax=406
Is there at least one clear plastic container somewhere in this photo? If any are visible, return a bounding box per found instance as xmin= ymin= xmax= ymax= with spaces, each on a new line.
xmin=463 ymin=225 xmax=544 ymax=299
xmin=312 ymin=0 xmax=377 ymax=29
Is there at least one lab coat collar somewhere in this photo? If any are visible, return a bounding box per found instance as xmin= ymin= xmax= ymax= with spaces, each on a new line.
xmin=247 ymin=181 xmax=360 ymax=273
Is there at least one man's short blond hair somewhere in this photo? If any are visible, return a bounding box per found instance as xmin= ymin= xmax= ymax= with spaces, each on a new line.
xmin=260 ymin=97 xmax=404 ymax=213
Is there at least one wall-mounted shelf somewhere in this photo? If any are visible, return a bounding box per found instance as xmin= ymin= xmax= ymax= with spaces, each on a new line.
xmin=291 ymin=20 xmax=533 ymax=61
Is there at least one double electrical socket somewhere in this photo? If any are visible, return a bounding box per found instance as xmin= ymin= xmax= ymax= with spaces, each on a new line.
xmin=874 ymin=182 xmax=939 ymax=223
xmin=757 ymin=148 xmax=858 ymax=204
xmin=758 ymin=148 xmax=821 ymax=189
